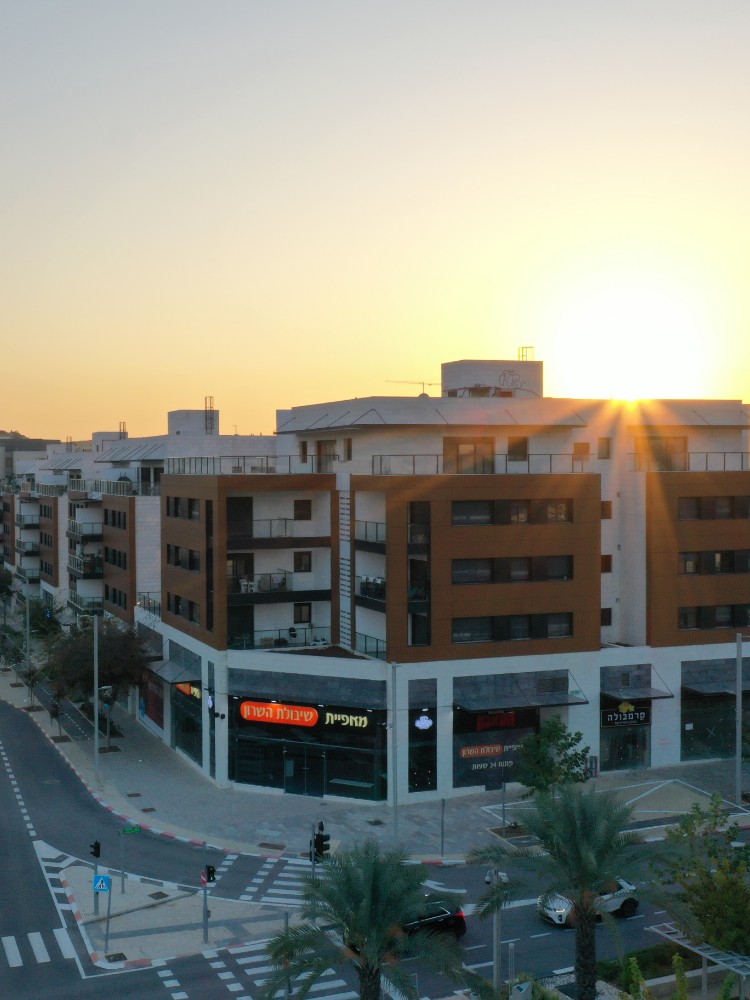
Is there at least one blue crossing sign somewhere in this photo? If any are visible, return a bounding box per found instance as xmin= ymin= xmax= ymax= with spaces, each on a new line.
xmin=93 ymin=875 xmax=112 ymax=893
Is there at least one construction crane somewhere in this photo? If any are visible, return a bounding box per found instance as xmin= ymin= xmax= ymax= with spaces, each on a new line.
xmin=387 ymin=380 xmax=440 ymax=393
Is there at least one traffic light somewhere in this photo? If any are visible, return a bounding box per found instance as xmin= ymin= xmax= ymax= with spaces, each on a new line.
xmin=205 ymin=864 xmax=216 ymax=883
xmin=90 ymin=840 xmax=101 ymax=859
xmin=314 ymin=824 xmax=330 ymax=861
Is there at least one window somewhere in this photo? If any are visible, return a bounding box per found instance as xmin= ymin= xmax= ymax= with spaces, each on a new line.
xmin=600 ymin=500 xmax=612 ymax=519
xmin=601 ymin=554 xmax=612 ymax=573
xmin=715 ymin=497 xmax=733 ymax=519
xmin=294 ymin=551 xmax=312 ymax=573
xmin=452 ymin=559 xmax=493 ymax=584
xmin=299 ymin=441 xmax=308 ymax=464
xmin=293 ymin=602 xmax=312 ymax=624
xmin=451 ymin=500 xmax=492 ymax=525
xmin=510 ymin=500 xmax=529 ymax=523
xmin=714 ymin=551 xmax=734 ymax=574
xmin=188 ymin=498 xmax=200 ymax=520
xmin=343 ymin=438 xmax=352 ymax=462
xmin=597 ymin=437 xmax=612 ymax=459
xmin=678 ymin=497 xmax=699 ymax=520
xmin=509 ymin=557 xmax=531 ymax=582
xmin=546 ymin=612 xmax=572 ymax=637
xmin=509 ymin=615 xmax=531 ymax=640
xmin=715 ymin=605 xmax=733 ymax=627
xmin=547 ymin=500 xmax=572 ymax=522
xmin=600 ymin=608 xmax=612 ymax=626
xmin=678 ymin=607 xmax=698 ymax=630
xmin=546 ymin=555 xmax=573 ymax=580
xmin=444 ymin=437 xmax=494 ymax=474
xmin=452 ymin=617 xmax=493 ymax=643
xmin=508 ymin=436 xmax=528 ymax=462
xmin=678 ymin=552 xmax=698 ymax=574
xmin=294 ymin=499 xmax=312 ymax=521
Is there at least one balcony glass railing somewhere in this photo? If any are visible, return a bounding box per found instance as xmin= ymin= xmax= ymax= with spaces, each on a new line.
xmin=16 ymin=539 xmax=39 ymax=554
xmin=228 ymin=571 xmax=292 ymax=594
xmin=355 ymin=520 xmax=386 ymax=544
xmin=14 ymin=514 xmax=40 ymax=527
xmin=15 ymin=566 xmax=40 ymax=582
xmin=228 ymin=625 xmax=331 ymax=650
xmin=68 ymin=554 xmax=103 ymax=576
xmin=371 ymin=453 xmax=604 ymax=475
xmin=631 ymin=451 xmax=750 ymax=472
xmin=164 ymin=455 xmax=338 ymax=476
xmin=355 ymin=576 xmax=386 ymax=602
xmin=354 ymin=633 xmax=386 ymax=659
xmin=137 ymin=592 xmax=162 ymax=619
xmin=67 ymin=519 xmax=104 ymax=537
xmin=68 ymin=592 xmax=104 ymax=614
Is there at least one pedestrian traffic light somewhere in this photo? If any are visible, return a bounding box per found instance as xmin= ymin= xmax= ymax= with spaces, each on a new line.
xmin=90 ymin=840 xmax=101 ymax=859
xmin=205 ymin=864 xmax=216 ymax=883
xmin=314 ymin=824 xmax=330 ymax=860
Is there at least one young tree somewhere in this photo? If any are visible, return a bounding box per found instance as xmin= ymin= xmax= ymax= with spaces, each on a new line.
xmin=651 ymin=794 xmax=750 ymax=954
xmin=262 ymin=840 xmax=493 ymax=1000
xmin=46 ymin=618 xmax=151 ymax=744
xmin=469 ymin=785 xmax=639 ymax=1000
xmin=515 ymin=715 xmax=591 ymax=797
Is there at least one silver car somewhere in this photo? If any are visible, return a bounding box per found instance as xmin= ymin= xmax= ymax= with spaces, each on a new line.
xmin=537 ymin=878 xmax=639 ymax=926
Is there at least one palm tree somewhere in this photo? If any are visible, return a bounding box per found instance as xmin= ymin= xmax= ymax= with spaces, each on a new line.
xmin=262 ymin=840 xmax=493 ymax=1000
xmin=469 ymin=784 xmax=639 ymax=1000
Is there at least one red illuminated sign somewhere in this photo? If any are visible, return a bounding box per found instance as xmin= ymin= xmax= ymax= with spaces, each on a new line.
xmin=240 ymin=701 xmax=319 ymax=726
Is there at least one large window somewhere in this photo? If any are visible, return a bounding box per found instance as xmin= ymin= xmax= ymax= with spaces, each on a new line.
xmin=679 ymin=605 xmax=750 ymax=630
xmin=451 ymin=498 xmax=574 ymax=526
xmin=678 ymin=496 xmax=750 ymax=520
xmin=294 ymin=499 xmax=312 ymax=520
xmin=507 ymin=436 xmax=528 ymax=462
xmin=678 ymin=549 xmax=749 ymax=574
xmin=452 ymin=612 xmax=573 ymax=644
xmin=451 ymin=555 xmax=572 ymax=584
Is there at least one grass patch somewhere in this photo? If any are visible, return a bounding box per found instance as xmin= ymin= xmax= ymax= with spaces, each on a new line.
xmin=596 ymin=943 xmax=702 ymax=989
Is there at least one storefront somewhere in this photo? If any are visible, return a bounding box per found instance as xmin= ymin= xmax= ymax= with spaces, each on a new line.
xmin=227 ymin=668 xmax=387 ymax=800
xmin=452 ymin=669 xmax=587 ymax=789
xmin=681 ymin=658 xmax=750 ymax=761
xmin=599 ymin=664 xmax=672 ymax=771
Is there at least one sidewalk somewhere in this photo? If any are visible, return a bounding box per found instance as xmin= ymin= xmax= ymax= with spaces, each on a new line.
xmin=3 ymin=666 xmax=750 ymax=861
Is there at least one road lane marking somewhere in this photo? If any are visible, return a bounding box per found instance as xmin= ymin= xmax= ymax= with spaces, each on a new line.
xmin=1 ymin=936 xmax=22 ymax=967
xmin=53 ymin=928 xmax=76 ymax=959
xmin=27 ymin=932 xmax=50 ymax=963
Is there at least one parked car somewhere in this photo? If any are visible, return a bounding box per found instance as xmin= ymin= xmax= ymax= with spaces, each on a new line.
xmin=404 ymin=901 xmax=467 ymax=939
xmin=537 ymin=877 xmax=639 ymax=926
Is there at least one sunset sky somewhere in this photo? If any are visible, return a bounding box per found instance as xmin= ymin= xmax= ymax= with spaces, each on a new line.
xmin=3 ymin=1 xmax=750 ymax=440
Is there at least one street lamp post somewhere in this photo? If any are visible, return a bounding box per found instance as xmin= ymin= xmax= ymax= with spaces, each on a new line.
xmin=93 ymin=614 xmax=100 ymax=787
xmin=736 ymin=633 xmax=746 ymax=807
xmin=486 ymin=867 xmax=509 ymax=994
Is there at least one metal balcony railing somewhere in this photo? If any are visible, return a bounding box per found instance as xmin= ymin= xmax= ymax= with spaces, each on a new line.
xmin=137 ymin=592 xmax=162 ymax=619
xmin=14 ymin=513 xmax=40 ymax=528
xmin=370 ymin=453 xmax=599 ymax=475
xmin=68 ymin=554 xmax=103 ymax=577
xmin=15 ymin=565 xmax=40 ymax=582
xmin=68 ymin=592 xmax=104 ymax=614
xmin=15 ymin=539 xmax=39 ymax=554
xmin=631 ymin=451 xmax=750 ymax=472
xmin=164 ymin=455 xmax=338 ymax=476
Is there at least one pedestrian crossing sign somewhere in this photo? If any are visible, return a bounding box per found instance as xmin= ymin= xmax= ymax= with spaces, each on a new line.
xmin=93 ymin=875 xmax=111 ymax=893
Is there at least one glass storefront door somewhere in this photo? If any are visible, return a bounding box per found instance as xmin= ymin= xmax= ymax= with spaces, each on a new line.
xmin=283 ymin=743 xmax=326 ymax=796
xmin=600 ymin=723 xmax=651 ymax=770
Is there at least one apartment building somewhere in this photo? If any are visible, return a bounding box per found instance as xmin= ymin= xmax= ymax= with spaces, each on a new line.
xmin=126 ymin=359 xmax=750 ymax=805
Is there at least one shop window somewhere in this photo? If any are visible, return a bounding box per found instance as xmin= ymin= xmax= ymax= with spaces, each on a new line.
xmin=597 ymin=437 xmax=612 ymax=459
xmin=294 ymin=499 xmax=312 ymax=521
xmin=294 ymin=551 xmax=312 ymax=573
xmin=601 ymin=608 xmax=613 ymax=626
xmin=508 ymin=436 xmax=528 ymax=462
xmin=293 ymin=602 xmax=312 ymax=624
xmin=601 ymin=554 xmax=612 ymax=573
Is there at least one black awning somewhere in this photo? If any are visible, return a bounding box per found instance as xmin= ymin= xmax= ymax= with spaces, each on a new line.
xmin=601 ymin=685 xmax=673 ymax=701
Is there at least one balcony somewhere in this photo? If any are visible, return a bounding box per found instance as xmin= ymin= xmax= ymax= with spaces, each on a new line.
xmin=354 ymin=520 xmax=386 ymax=551
xmin=227 ymin=518 xmax=330 ymax=550
xmin=15 ymin=513 xmax=40 ymax=528
xmin=15 ymin=565 xmax=40 ymax=583
xmin=137 ymin=592 xmax=162 ymax=619
xmin=16 ymin=539 xmax=39 ymax=555
xmin=228 ymin=625 xmax=331 ymax=650
xmin=354 ymin=632 xmax=386 ymax=659
xmin=164 ymin=455 xmax=338 ymax=476
xmin=632 ymin=451 xmax=750 ymax=472
xmin=355 ymin=575 xmax=386 ymax=604
xmin=67 ymin=519 xmax=103 ymax=540
xmin=68 ymin=554 xmax=104 ymax=579
xmin=227 ymin=572 xmax=331 ymax=606
xmin=371 ymin=453 xmax=603 ymax=475
xmin=68 ymin=592 xmax=104 ymax=614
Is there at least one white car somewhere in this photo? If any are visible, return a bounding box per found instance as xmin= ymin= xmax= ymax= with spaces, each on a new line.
xmin=537 ymin=878 xmax=639 ymax=926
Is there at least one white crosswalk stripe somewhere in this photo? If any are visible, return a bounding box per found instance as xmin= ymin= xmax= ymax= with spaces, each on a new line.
xmin=0 ymin=930 xmax=75 ymax=967
xmin=235 ymin=948 xmax=357 ymax=1000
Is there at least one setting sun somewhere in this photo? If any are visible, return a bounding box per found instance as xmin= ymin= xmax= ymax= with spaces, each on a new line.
xmin=535 ymin=264 xmax=719 ymax=401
